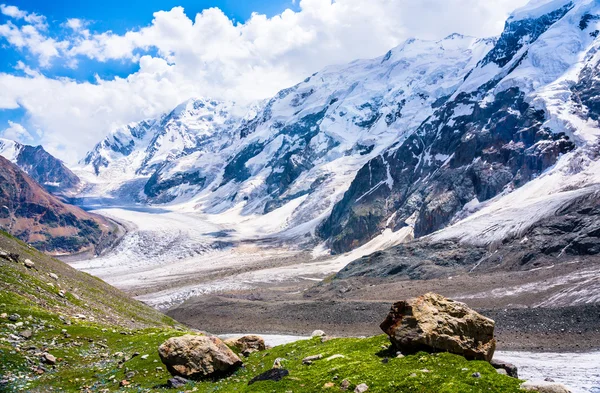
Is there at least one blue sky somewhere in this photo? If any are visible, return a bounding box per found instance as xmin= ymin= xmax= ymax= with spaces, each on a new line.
xmin=0 ymin=0 xmax=524 ymax=162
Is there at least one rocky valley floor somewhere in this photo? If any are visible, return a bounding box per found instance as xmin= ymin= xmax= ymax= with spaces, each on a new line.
xmin=59 ymin=204 xmax=600 ymax=392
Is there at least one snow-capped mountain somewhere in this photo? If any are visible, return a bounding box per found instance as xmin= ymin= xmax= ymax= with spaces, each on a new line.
xmin=322 ymin=0 xmax=600 ymax=252
xmin=78 ymin=98 xmax=243 ymax=201
xmin=78 ymin=0 xmax=600 ymax=255
xmin=0 ymin=138 xmax=80 ymax=193
xmin=80 ymin=34 xmax=494 ymax=226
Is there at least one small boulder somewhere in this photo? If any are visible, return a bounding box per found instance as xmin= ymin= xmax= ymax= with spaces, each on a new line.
xmin=311 ymin=330 xmax=326 ymax=337
xmin=158 ymin=335 xmax=242 ymax=380
xmin=49 ymin=273 xmax=58 ymax=280
xmin=521 ymin=381 xmax=572 ymax=393
xmin=491 ymin=359 xmax=518 ymax=378
xmin=19 ymin=330 xmax=33 ymax=340
xmin=341 ymin=379 xmax=351 ymax=391
xmin=42 ymin=353 xmax=56 ymax=365
xmin=8 ymin=314 xmax=20 ymax=322
xmin=223 ymin=335 xmax=265 ymax=356
xmin=380 ymin=293 xmax=496 ymax=361
xmin=355 ymin=383 xmax=369 ymax=393
xmin=167 ymin=376 xmax=189 ymax=389
xmin=248 ymin=368 xmax=289 ymax=385
xmin=302 ymin=354 xmax=323 ymax=365
xmin=23 ymin=259 xmax=35 ymax=269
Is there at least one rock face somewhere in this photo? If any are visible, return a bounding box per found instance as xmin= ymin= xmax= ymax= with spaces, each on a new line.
xmin=380 ymin=293 xmax=496 ymax=361
xmin=0 ymin=156 xmax=110 ymax=254
xmin=223 ymin=335 xmax=265 ymax=356
xmin=158 ymin=335 xmax=242 ymax=380
xmin=0 ymin=138 xmax=80 ymax=193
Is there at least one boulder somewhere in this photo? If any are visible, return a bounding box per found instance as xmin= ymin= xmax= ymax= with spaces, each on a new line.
xmin=158 ymin=335 xmax=242 ymax=380
xmin=490 ymin=359 xmax=518 ymax=378
xmin=380 ymin=293 xmax=496 ymax=361
xmin=167 ymin=376 xmax=189 ymax=389
xmin=521 ymin=381 xmax=572 ymax=393
xmin=223 ymin=335 xmax=265 ymax=356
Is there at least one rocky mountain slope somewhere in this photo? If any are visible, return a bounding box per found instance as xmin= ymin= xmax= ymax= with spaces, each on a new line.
xmin=0 ymin=156 xmax=115 ymax=254
xmin=321 ymin=0 xmax=600 ymax=252
xmin=0 ymin=138 xmax=80 ymax=194
xmin=77 ymin=0 xmax=600 ymax=257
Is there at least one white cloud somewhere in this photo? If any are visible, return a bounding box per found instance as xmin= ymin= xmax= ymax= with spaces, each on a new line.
xmin=0 ymin=4 xmax=46 ymax=27
xmin=0 ymin=0 xmax=530 ymax=163
xmin=1 ymin=121 xmax=34 ymax=143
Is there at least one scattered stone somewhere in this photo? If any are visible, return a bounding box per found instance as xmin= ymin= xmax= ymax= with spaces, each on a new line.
xmin=248 ymin=368 xmax=289 ymax=385
xmin=158 ymin=335 xmax=242 ymax=379
xmin=545 ymin=378 xmax=556 ymax=382
xmin=323 ymin=382 xmax=335 ymax=388
xmin=472 ymin=372 xmax=481 ymax=378
xmin=311 ymin=330 xmax=326 ymax=338
xmin=326 ymin=354 xmax=345 ymax=361
xmin=223 ymin=335 xmax=266 ymax=356
xmin=155 ymin=367 xmax=163 ymax=372
xmin=8 ymin=314 xmax=20 ymax=322
xmin=119 ymin=380 xmax=130 ymax=387
xmin=0 ymin=313 xmax=7 ymax=319
xmin=302 ymin=354 xmax=323 ymax=365
xmin=49 ymin=273 xmax=58 ymax=280
xmin=23 ymin=259 xmax=35 ymax=269
xmin=340 ymin=379 xmax=351 ymax=391
xmin=140 ymin=354 xmax=149 ymax=360
xmin=42 ymin=353 xmax=56 ymax=365
xmin=355 ymin=383 xmax=369 ymax=393
xmin=58 ymin=290 xmax=66 ymax=298
xmin=130 ymin=352 xmax=140 ymax=359
xmin=396 ymin=353 xmax=405 ymax=359
xmin=167 ymin=376 xmax=189 ymax=389
xmin=490 ymin=359 xmax=519 ymax=378
xmin=497 ymin=369 xmax=508 ymax=375
xmin=380 ymin=293 xmax=496 ymax=361
xmin=273 ymin=358 xmax=285 ymax=369
xmin=521 ymin=381 xmax=572 ymax=393
xmin=18 ymin=330 xmax=32 ymax=340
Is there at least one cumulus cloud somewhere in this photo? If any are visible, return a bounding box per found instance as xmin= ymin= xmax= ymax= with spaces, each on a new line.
xmin=1 ymin=121 xmax=34 ymax=143
xmin=0 ymin=0 xmax=529 ymax=163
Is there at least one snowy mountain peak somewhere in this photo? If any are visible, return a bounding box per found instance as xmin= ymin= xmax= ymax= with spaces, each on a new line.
xmin=509 ymin=0 xmax=575 ymax=21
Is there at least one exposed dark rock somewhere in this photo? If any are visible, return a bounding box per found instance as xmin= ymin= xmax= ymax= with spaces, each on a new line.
xmin=336 ymin=188 xmax=600 ymax=279
xmin=167 ymin=376 xmax=189 ymax=389
xmin=491 ymin=359 xmax=519 ymax=378
xmin=248 ymin=368 xmax=289 ymax=385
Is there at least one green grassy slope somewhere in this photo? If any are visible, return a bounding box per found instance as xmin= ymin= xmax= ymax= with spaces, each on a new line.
xmin=0 ymin=231 xmax=525 ymax=392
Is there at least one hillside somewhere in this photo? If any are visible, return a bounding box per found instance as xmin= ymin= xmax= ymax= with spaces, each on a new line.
xmin=0 ymin=156 xmax=115 ymax=254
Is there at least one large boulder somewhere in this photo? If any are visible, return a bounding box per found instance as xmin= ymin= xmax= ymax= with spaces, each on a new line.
xmin=223 ymin=335 xmax=266 ymax=356
xmin=380 ymin=293 xmax=496 ymax=361
xmin=158 ymin=335 xmax=242 ymax=379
